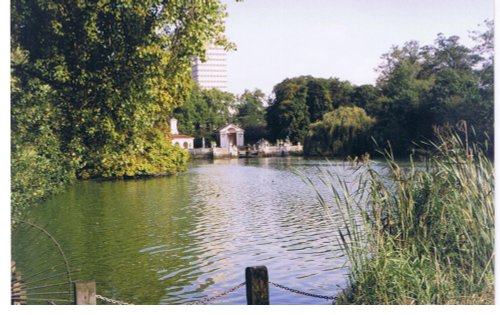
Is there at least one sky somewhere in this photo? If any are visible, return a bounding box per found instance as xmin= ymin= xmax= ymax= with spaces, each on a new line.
xmin=221 ymin=0 xmax=494 ymax=96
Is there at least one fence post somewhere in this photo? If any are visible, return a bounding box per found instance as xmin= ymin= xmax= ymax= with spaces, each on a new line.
xmin=74 ymin=280 xmax=96 ymax=305
xmin=245 ymin=266 xmax=269 ymax=305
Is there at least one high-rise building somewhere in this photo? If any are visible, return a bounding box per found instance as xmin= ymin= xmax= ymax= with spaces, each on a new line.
xmin=191 ymin=44 xmax=227 ymax=91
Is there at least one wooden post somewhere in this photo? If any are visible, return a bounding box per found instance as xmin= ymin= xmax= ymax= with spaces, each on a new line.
xmin=11 ymin=261 xmax=27 ymax=305
xmin=74 ymin=280 xmax=96 ymax=305
xmin=245 ymin=266 xmax=269 ymax=305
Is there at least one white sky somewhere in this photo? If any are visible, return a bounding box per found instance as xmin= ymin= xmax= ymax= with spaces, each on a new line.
xmin=222 ymin=0 xmax=494 ymax=96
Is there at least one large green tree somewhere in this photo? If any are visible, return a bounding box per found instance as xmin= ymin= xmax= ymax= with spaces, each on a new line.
xmin=371 ymin=22 xmax=494 ymax=156
xmin=306 ymin=78 xmax=333 ymax=122
xmin=423 ymin=30 xmax=494 ymax=147
xmin=305 ymin=106 xmax=376 ymax=156
xmin=266 ymin=76 xmax=370 ymax=145
xmin=373 ymin=41 xmax=434 ymax=153
xmin=12 ymin=0 xmax=230 ymax=177
xmin=266 ymin=78 xmax=310 ymax=143
xmin=11 ymin=47 xmax=75 ymax=216
xmin=235 ymin=89 xmax=267 ymax=144
xmin=11 ymin=0 xmax=231 ymax=213
xmin=266 ymin=22 xmax=493 ymax=157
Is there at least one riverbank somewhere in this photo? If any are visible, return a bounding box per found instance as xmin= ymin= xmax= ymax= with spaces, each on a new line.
xmin=313 ymin=130 xmax=495 ymax=304
xmin=189 ymin=143 xmax=304 ymax=159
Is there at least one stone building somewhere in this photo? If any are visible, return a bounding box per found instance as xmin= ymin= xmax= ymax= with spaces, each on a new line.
xmin=191 ymin=44 xmax=228 ymax=91
xmin=170 ymin=118 xmax=194 ymax=149
xmin=216 ymin=124 xmax=244 ymax=149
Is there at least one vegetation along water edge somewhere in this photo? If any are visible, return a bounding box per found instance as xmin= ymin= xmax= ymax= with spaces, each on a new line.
xmin=302 ymin=127 xmax=494 ymax=304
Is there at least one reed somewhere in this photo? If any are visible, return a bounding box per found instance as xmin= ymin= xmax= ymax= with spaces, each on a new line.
xmin=304 ymin=127 xmax=495 ymax=304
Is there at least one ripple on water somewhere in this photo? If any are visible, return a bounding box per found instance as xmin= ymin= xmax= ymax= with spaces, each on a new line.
xmin=22 ymin=157 xmax=378 ymax=304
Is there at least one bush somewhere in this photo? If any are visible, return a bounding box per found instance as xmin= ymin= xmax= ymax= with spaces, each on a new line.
xmin=11 ymin=48 xmax=76 ymax=217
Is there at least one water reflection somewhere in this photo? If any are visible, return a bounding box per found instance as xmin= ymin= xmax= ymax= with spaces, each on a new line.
xmin=21 ymin=157 xmax=381 ymax=304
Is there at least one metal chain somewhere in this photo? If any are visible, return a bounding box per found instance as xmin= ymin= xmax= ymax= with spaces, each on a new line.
xmin=269 ymin=281 xmax=336 ymax=301
xmin=95 ymin=281 xmax=334 ymax=304
xmin=96 ymin=294 xmax=133 ymax=305
xmin=185 ymin=282 xmax=246 ymax=305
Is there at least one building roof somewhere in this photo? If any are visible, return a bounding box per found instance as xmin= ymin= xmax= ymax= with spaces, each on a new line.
xmin=216 ymin=124 xmax=244 ymax=133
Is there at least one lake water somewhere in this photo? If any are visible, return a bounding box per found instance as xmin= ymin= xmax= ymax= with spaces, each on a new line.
xmin=17 ymin=157 xmax=381 ymax=305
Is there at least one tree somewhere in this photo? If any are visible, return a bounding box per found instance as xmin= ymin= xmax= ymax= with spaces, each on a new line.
xmin=328 ymin=78 xmax=354 ymax=109
xmin=266 ymin=79 xmax=310 ymax=143
xmin=235 ymin=89 xmax=267 ymax=144
xmin=422 ymin=28 xmax=493 ymax=147
xmin=11 ymin=47 xmax=75 ymax=216
xmin=305 ymin=106 xmax=376 ymax=156
xmin=266 ymin=76 xmax=376 ymax=145
xmin=305 ymin=78 xmax=332 ymax=122
xmin=373 ymin=41 xmax=435 ymax=154
xmin=473 ymin=20 xmax=494 ymax=149
xmin=350 ymin=84 xmax=380 ymax=114
xmin=175 ymin=84 xmax=235 ymax=145
xmin=372 ymin=25 xmax=494 ymax=156
xmin=11 ymin=0 xmax=231 ymax=179
xmin=265 ymin=23 xmax=493 ymax=157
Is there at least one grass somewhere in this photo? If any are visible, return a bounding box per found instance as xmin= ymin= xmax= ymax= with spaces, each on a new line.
xmin=303 ymin=127 xmax=495 ymax=304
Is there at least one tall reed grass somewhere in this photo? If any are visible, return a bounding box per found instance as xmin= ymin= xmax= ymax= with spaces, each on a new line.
xmin=305 ymin=127 xmax=494 ymax=304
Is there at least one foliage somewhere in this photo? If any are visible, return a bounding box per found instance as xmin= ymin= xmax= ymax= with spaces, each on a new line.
xmin=373 ymin=22 xmax=494 ymax=155
xmin=350 ymin=84 xmax=380 ymax=112
xmin=11 ymin=47 xmax=75 ymax=217
xmin=307 ymin=128 xmax=494 ymax=304
xmin=12 ymin=0 xmax=230 ymax=178
xmin=306 ymin=78 xmax=333 ymax=122
xmin=371 ymin=40 xmax=435 ymax=153
xmin=266 ymin=78 xmax=310 ymax=143
xmin=422 ymin=31 xmax=494 ymax=151
xmin=235 ymin=89 xmax=267 ymax=144
xmin=267 ymin=21 xmax=493 ymax=157
xmin=175 ymin=83 xmax=236 ymax=145
xmin=305 ymin=106 xmax=375 ymax=156
xmin=266 ymin=76 xmax=378 ymax=145
xmin=11 ymin=0 xmax=230 ymax=214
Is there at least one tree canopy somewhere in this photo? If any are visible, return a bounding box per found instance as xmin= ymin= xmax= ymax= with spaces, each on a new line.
xmin=267 ymin=21 xmax=493 ymax=157
xmin=175 ymin=83 xmax=235 ymax=145
xmin=305 ymin=106 xmax=376 ymax=157
xmin=235 ymin=89 xmax=267 ymax=144
xmin=11 ymin=0 xmax=231 ymax=214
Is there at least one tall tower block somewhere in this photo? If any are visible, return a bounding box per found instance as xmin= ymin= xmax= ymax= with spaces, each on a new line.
xmin=191 ymin=44 xmax=228 ymax=91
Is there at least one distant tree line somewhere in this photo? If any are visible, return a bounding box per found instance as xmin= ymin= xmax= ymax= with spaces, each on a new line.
xmin=266 ymin=21 xmax=493 ymax=157
xmin=175 ymin=86 xmax=268 ymax=145
xmin=178 ymin=21 xmax=493 ymax=158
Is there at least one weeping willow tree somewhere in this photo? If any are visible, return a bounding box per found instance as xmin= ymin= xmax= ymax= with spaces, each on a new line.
xmin=304 ymin=106 xmax=376 ymax=157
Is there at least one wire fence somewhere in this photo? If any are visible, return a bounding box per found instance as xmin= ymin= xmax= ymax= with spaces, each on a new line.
xmin=95 ymin=280 xmax=336 ymax=305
